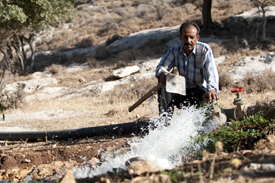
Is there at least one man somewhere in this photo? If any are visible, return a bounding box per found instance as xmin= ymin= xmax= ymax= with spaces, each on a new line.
xmin=156 ymin=22 xmax=219 ymax=117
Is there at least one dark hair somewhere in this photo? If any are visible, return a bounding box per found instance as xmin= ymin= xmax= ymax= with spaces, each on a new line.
xmin=179 ymin=22 xmax=200 ymax=35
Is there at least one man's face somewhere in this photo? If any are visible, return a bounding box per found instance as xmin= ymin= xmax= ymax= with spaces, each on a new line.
xmin=179 ymin=25 xmax=200 ymax=55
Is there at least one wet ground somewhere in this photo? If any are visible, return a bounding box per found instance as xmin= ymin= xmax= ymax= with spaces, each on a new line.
xmin=1 ymin=126 xmax=275 ymax=183
xmin=0 ymin=135 xmax=132 ymax=182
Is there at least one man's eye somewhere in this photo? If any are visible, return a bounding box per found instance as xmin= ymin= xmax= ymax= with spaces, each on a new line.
xmin=190 ymin=36 xmax=194 ymax=39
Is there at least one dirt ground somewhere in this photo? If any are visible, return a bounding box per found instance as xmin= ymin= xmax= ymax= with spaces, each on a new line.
xmin=1 ymin=50 xmax=275 ymax=183
xmin=1 ymin=127 xmax=275 ymax=183
xmin=1 ymin=65 xmax=275 ymax=182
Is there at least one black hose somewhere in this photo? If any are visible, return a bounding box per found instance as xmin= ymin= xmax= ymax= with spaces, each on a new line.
xmin=0 ymin=120 xmax=150 ymax=141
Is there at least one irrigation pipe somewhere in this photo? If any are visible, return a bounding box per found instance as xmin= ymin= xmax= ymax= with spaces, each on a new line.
xmin=0 ymin=120 xmax=150 ymax=142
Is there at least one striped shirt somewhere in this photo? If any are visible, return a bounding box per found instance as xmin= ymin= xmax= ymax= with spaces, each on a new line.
xmin=156 ymin=41 xmax=219 ymax=92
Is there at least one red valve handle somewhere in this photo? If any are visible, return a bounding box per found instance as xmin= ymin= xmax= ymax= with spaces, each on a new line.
xmin=231 ymin=87 xmax=244 ymax=93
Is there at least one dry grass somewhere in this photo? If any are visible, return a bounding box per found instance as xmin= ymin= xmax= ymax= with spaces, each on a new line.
xmin=241 ymin=69 xmax=275 ymax=93
xmin=218 ymin=67 xmax=235 ymax=91
xmin=253 ymin=99 xmax=275 ymax=120
xmin=1 ymin=0 xmax=273 ymax=130
xmin=44 ymin=64 xmax=67 ymax=75
xmin=3 ymin=78 xmax=160 ymax=130
xmin=117 ymin=49 xmax=142 ymax=64
xmin=34 ymin=0 xmax=253 ymax=52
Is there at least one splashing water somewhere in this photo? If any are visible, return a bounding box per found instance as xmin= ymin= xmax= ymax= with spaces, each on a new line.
xmin=73 ymin=106 xmax=216 ymax=179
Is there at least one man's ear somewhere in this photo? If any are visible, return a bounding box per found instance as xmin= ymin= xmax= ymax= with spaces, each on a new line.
xmin=197 ymin=35 xmax=200 ymax=40
xmin=179 ymin=34 xmax=182 ymax=39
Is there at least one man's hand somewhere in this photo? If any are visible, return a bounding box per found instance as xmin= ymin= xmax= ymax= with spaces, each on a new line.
xmin=203 ymin=89 xmax=220 ymax=102
xmin=158 ymin=72 xmax=168 ymax=85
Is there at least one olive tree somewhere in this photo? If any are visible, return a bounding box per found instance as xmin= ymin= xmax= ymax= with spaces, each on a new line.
xmin=0 ymin=0 xmax=78 ymax=74
xmin=251 ymin=0 xmax=275 ymax=39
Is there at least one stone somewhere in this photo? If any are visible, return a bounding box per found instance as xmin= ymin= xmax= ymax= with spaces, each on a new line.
xmin=113 ymin=65 xmax=140 ymax=78
xmin=22 ymin=159 xmax=31 ymax=163
xmin=265 ymin=52 xmax=275 ymax=63
xmin=16 ymin=168 xmax=34 ymax=180
xmin=149 ymin=174 xmax=172 ymax=183
xmin=231 ymin=158 xmax=242 ymax=169
xmin=268 ymin=44 xmax=275 ymax=51
xmin=98 ymin=177 xmax=110 ymax=183
xmin=215 ymin=141 xmax=224 ymax=152
xmin=127 ymin=159 xmax=159 ymax=175
xmin=90 ymin=157 xmax=100 ymax=166
xmin=60 ymin=169 xmax=75 ymax=183
xmin=32 ymin=71 xmax=52 ymax=79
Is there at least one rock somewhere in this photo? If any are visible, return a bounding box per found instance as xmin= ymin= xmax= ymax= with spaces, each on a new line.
xmin=149 ymin=174 xmax=172 ymax=183
xmin=113 ymin=65 xmax=140 ymax=78
xmin=226 ymin=6 xmax=275 ymax=34
xmin=3 ymin=167 xmax=20 ymax=179
xmin=79 ymin=77 xmax=86 ymax=83
xmin=244 ymin=163 xmax=275 ymax=173
xmin=22 ymin=159 xmax=31 ymax=163
xmin=228 ymin=52 xmax=275 ymax=82
xmin=215 ymin=56 xmax=226 ymax=66
xmin=215 ymin=141 xmax=224 ymax=152
xmin=130 ymin=174 xmax=171 ymax=183
xmin=213 ymin=20 xmax=224 ymax=29
xmin=131 ymin=176 xmax=146 ymax=183
xmin=241 ymin=39 xmax=249 ymax=48
xmin=108 ymin=25 xmax=180 ymax=54
xmin=3 ymin=78 xmax=58 ymax=95
xmin=139 ymin=59 xmax=160 ymax=73
xmin=268 ymin=44 xmax=275 ymax=51
xmin=201 ymin=149 xmax=211 ymax=161
xmin=60 ymin=169 xmax=75 ymax=183
xmin=90 ymin=157 xmax=100 ymax=166
xmin=25 ymin=87 xmax=66 ymax=101
xmin=65 ymin=63 xmax=90 ymax=73
xmin=231 ymin=158 xmax=242 ymax=169
xmin=32 ymin=71 xmax=52 ymax=79
xmin=99 ymin=177 xmax=110 ymax=183
xmin=265 ymin=52 xmax=275 ymax=63
xmin=127 ymin=158 xmax=159 ymax=175
xmin=16 ymin=167 xmax=34 ymax=180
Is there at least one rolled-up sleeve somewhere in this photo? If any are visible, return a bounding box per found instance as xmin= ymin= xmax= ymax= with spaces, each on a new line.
xmin=156 ymin=47 xmax=175 ymax=77
xmin=203 ymin=49 xmax=219 ymax=93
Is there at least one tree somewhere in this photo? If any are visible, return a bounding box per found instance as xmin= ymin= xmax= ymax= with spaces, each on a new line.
xmin=0 ymin=0 xmax=78 ymax=74
xmin=202 ymin=0 xmax=213 ymax=29
xmin=251 ymin=0 xmax=275 ymax=39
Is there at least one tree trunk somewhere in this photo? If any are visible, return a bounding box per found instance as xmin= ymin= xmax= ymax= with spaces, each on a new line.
xmin=10 ymin=30 xmax=25 ymax=72
xmin=27 ymin=34 xmax=35 ymax=73
xmin=0 ymin=48 xmax=9 ymax=87
xmin=11 ymin=43 xmax=25 ymax=72
xmin=203 ymin=0 xmax=213 ymax=29
xmin=261 ymin=5 xmax=266 ymax=39
xmin=19 ymin=36 xmax=27 ymax=62
xmin=1 ymin=46 xmax=11 ymax=70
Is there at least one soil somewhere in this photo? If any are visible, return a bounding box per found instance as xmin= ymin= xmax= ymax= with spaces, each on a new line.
xmin=1 ymin=132 xmax=275 ymax=182
xmin=1 ymin=55 xmax=275 ymax=183
xmin=1 ymin=51 xmax=275 ymax=183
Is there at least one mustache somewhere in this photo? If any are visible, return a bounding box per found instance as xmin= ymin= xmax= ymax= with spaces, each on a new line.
xmin=184 ymin=43 xmax=193 ymax=46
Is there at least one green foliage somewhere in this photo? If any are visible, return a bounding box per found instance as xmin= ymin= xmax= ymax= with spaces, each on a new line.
xmin=195 ymin=113 xmax=271 ymax=153
xmin=0 ymin=0 xmax=77 ymax=32
xmin=160 ymin=169 xmax=201 ymax=183
xmin=160 ymin=169 xmax=185 ymax=183
xmin=0 ymin=0 xmax=82 ymax=73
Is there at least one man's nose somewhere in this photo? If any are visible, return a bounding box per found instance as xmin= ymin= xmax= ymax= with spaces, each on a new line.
xmin=187 ymin=37 xmax=191 ymax=42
